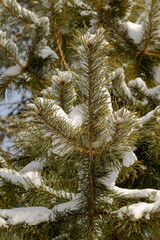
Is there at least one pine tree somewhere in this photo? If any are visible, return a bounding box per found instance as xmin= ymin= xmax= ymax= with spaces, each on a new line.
xmin=0 ymin=0 xmax=160 ymax=239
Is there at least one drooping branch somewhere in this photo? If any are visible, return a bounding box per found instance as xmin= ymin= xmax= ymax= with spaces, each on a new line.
xmin=111 ymin=78 xmax=128 ymax=104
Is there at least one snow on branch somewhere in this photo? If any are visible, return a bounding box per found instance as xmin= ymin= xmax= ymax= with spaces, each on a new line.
xmin=53 ymin=194 xmax=80 ymax=215
xmin=0 ymin=156 xmax=8 ymax=168
xmin=41 ymin=70 xmax=76 ymax=113
xmin=111 ymin=68 xmax=137 ymax=104
xmin=140 ymin=105 xmax=160 ymax=123
xmin=100 ymin=150 xmax=137 ymax=189
xmin=0 ymin=65 xmax=23 ymax=78
xmin=0 ymin=0 xmax=49 ymax=36
xmin=0 ymin=162 xmax=74 ymax=201
xmin=129 ymin=77 xmax=160 ymax=103
xmin=0 ymin=30 xmax=24 ymax=68
xmin=55 ymin=0 xmax=94 ymax=17
xmin=0 ymin=194 xmax=80 ymax=227
xmin=116 ymin=201 xmax=160 ymax=220
xmin=114 ymin=187 xmax=160 ymax=202
xmin=27 ymin=97 xmax=87 ymax=156
xmin=0 ymin=207 xmax=53 ymax=226
xmin=113 ymin=185 xmax=160 ymax=220
xmin=124 ymin=21 xmax=142 ymax=44
xmin=38 ymin=46 xmax=58 ymax=59
xmin=0 ymin=168 xmax=42 ymax=188
xmin=112 ymin=68 xmax=160 ymax=107
xmin=20 ymin=160 xmax=43 ymax=173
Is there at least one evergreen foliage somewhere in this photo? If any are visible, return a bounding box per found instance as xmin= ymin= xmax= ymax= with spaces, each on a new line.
xmin=0 ymin=0 xmax=160 ymax=239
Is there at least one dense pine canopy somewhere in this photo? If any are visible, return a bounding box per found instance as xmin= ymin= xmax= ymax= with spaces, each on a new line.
xmin=0 ymin=0 xmax=160 ymax=239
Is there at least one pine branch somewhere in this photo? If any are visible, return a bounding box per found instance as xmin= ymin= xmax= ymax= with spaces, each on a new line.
xmin=0 ymin=0 xmax=31 ymax=25
xmin=111 ymin=78 xmax=128 ymax=104
xmin=87 ymin=44 xmax=95 ymax=240
xmin=50 ymin=0 xmax=69 ymax=70
xmin=105 ymin=12 xmax=139 ymax=51
xmin=62 ymin=2 xmax=94 ymax=12
xmin=26 ymin=70 xmax=46 ymax=83
xmin=37 ymin=111 xmax=88 ymax=154
xmin=92 ymin=120 xmax=119 ymax=155
xmin=60 ymin=79 xmax=64 ymax=110
xmin=0 ymin=0 xmax=50 ymax=32
xmin=24 ymin=29 xmax=40 ymax=69
xmin=88 ymin=45 xmax=94 ymax=146
xmin=36 ymin=187 xmax=71 ymax=202
xmin=0 ymin=33 xmax=24 ymax=91
xmin=0 ymin=147 xmax=15 ymax=156
xmin=88 ymin=153 xmax=95 ymax=240
xmin=135 ymin=0 xmax=154 ymax=70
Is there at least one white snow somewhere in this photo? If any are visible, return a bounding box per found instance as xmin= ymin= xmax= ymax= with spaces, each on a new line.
xmin=1 ymin=65 xmax=22 ymax=78
xmin=111 ymin=68 xmax=135 ymax=102
xmin=51 ymin=139 xmax=72 ymax=157
xmin=54 ymin=70 xmax=72 ymax=81
xmin=140 ymin=108 xmax=156 ymax=123
xmin=102 ymin=87 xmax=113 ymax=114
xmin=34 ymin=98 xmax=69 ymax=121
xmin=43 ymin=186 xmax=74 ymax=200
xmin=117 ymin=201 xmax=160 ymax=220
xmin=149 ymin=86 xmax=160 ymax=100
xmin=38 ymin=46 xmax=58 ymax=59
xmin=100 ymin=150 xmax=137 ymax=189
xmin=31 ymin=98 xmax=70 ymax=122
xmin=0 ymin=168 xmax=42 ymax=188
xmin=100 ymin=148 xmax=136 ymax=191
xmin=124 ymin=21 xmax=142 ymax=44
xmin=114 ymin=187 xmax=160 ymax=220
xmin=114 ymin=187 xmax=160 ymax=201
xmin=68 ymin=105 xmax=84 ymax=127
xmin=123 ymin=150 xmax=137 ymax=167
xmin=128 ymin=77 xmax=160 ymax=103
xmin=52 ymin=234 xmax=70 ymax=240
xmin=0 ymin=156 xmax=8 ymax=167
xmin=0 ymin=207 xmax=53 ymax=226
xmin=154 ymin=65 xmax=160 ymax=83
xmin=28 ymin=98 xmax=81 ymax=157
xmin=53 ymin=194 xmax=80 ymax=213
xmin=72 ymin=0 xmax=93 ymax=16
xmin=0 ymin=195 xmax=80 ymax=226
xmin=0 ymin=30 xmax=7 ymax=40
xmin=128 ymin=77 xmax=148 ymax=94
xmin=81 ymin=28 xmax=108 ymax=47
xmin=20 ymin=160 xmax=43 ymax=173
xmin=100 ymin=168 xmax=120 ymax=189
xmin=113 ymin=107 xmax=136 ymax=124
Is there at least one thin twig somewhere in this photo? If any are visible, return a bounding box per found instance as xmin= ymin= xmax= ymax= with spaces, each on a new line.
xmin=50 ymin=0 xmax=69 ymax=70
xmin=135 ymin=0 xmax=154 ymax=70
xmin=0 ymin=147 xmax=15 ymax=156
